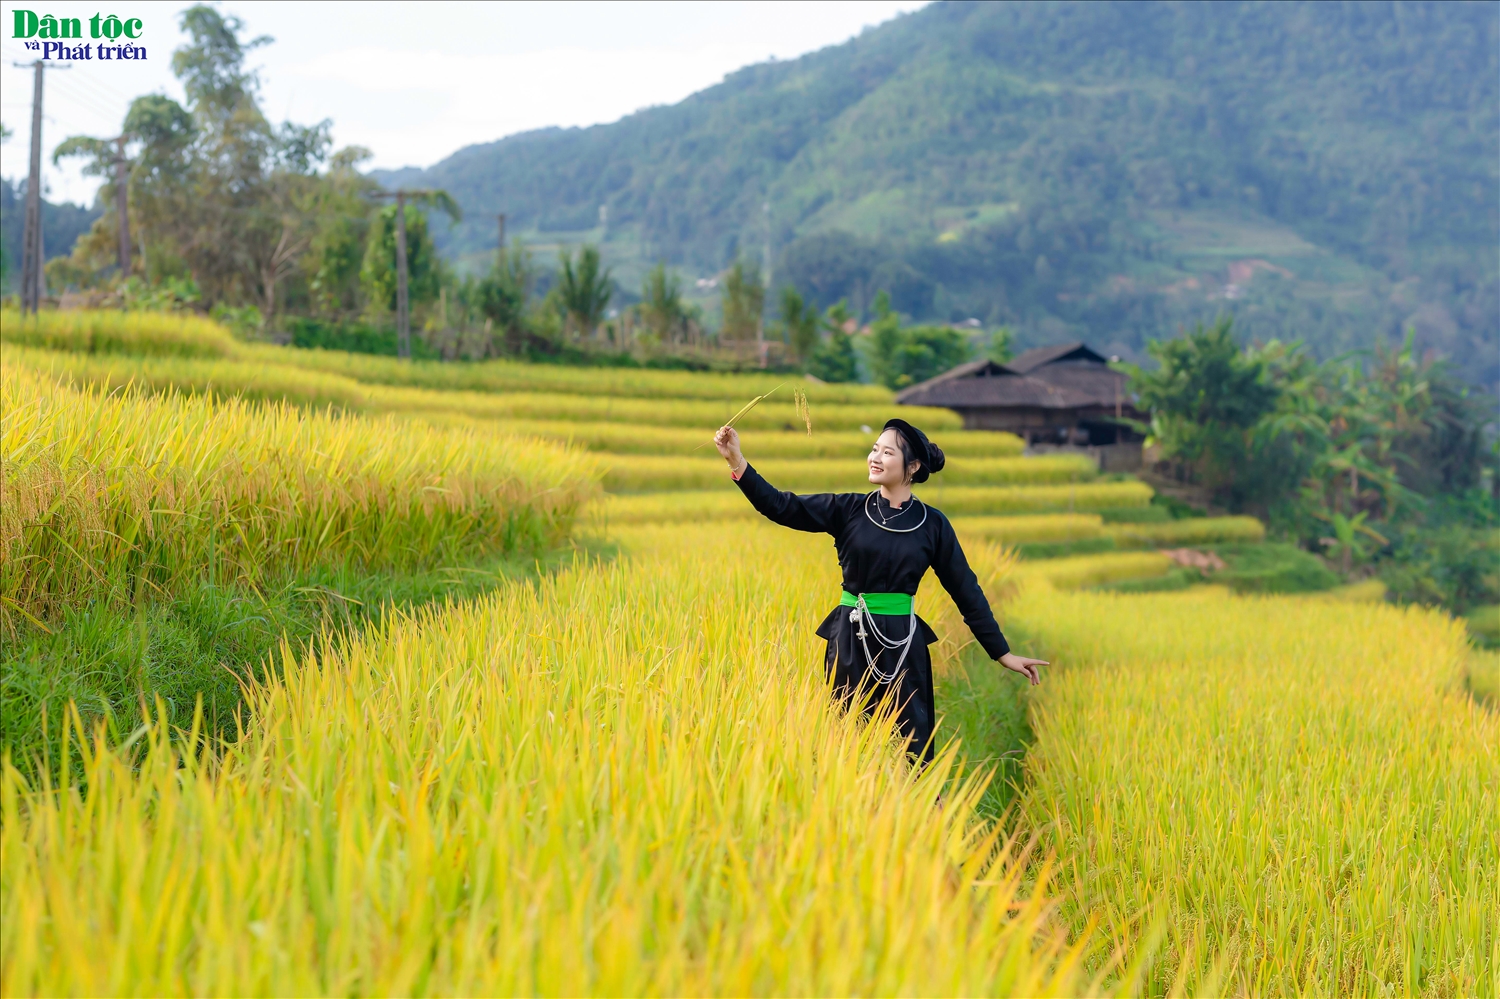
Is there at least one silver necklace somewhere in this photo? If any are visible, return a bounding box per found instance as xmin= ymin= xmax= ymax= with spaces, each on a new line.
xmin=864 ymin=491 xmax=927 ymax=533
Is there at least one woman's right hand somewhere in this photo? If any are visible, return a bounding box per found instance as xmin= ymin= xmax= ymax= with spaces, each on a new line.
xmin=714 ymin=426 xmax=746 ymax=474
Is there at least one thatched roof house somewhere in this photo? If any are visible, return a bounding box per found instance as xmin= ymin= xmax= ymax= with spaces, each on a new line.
xmin=895 ymin=342 xmax=1145 ymax=468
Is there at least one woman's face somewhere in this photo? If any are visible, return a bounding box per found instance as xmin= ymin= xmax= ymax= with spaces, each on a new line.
xmin=868 ymin=429 xmax=918 ymax=486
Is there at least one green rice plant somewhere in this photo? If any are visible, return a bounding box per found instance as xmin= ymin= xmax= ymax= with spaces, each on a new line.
xmin=1101 ymin=515 xmax=1265 ymax=547
xmin=1313 ymin=579 xmax=1389 ymax=602
xmin=472 ymin=421 xmax=1026 ymax=459
xmin=1208 ymin=542 xmax=1340 ymax=593
xmin=1465 ymin=603 xmax=1500 ymax=649
xmin=598 ymin=480 xmax=1154 ymax=526
xmin=0 ymin=308 xmax=236 ymax=358
xmin=14 ymin=346 xmax=961 ymax=432
xmin=601 ymin=454 xmax=1098 ymax=493
xmin=1468 ymin=649 xmax=1498 ymax=703
xmin=1 ymin=522 xmax=1087 ymax=996
xmin=1014 ymin=583 xmax=1497 ymax=996
xmin=1 ymin=364 xmax=600 ymax=627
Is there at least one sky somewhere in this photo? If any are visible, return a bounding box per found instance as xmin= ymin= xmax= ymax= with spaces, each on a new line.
xmin=1 ymin=0 xmax=925 ymax=207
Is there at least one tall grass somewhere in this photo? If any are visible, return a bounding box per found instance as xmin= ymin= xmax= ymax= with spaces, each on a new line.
xmin=602 ymin=454 xmax=1097 ymax=493
xmin=1 ymin=523 xmax=1087 ymax=996
xmin=1015 ymin=584 xmax=1497 ymax=996
xmin=13 ymin=346 xmax=962 ymax=432
xmin=1 ymin=364 xmax=599 ymax=625
xmin=0 ymin=308 xmax=235 ymax=358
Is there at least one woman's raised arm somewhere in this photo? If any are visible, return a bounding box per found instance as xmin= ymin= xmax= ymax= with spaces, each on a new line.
xmin=715 ymin=425 xmax=847 ymax=535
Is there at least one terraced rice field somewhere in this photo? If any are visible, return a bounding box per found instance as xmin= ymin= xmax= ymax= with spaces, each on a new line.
xmin=2 ymin=311 xmax=1493 ymax=996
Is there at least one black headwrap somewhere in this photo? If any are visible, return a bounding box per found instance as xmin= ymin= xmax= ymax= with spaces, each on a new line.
xmin=882 ymin=418 xmax=946 ymax=484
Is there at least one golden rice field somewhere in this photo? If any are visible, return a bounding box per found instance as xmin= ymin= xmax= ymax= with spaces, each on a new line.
xmin=0 ymin=307 xmax=894 ymax=402
xmin=1 ymin=524 xmax=1085 ymax=997
xmin=0 ymin=362 xmax=597 ymax=626
xmin=601 ymin=453 xmax=1097 ymax=493
xmin=600 ymin=481 xmax=1154 ymax=526
xmin=1013 ymin=582 xmax=1498 ymax=996
xmin=464 ymin=418 xmax=1025 ymax=459
xmin=953 ymin=513 xmax=1266 ymax=548
xmin=9 ymin=344 xmax=961 ymax=433
xmin=4 ymin=311 xmax=1493 ymax=997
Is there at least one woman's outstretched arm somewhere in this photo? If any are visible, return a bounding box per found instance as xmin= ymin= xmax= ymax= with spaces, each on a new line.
xmin=714 ymin=426 xmax=847 ymax=534
xmin=931 ymin=512 xmax=1049 ymax=685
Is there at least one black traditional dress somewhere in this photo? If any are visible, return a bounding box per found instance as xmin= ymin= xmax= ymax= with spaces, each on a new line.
xmin=733 ymin=463 xmax=1011 ymax=763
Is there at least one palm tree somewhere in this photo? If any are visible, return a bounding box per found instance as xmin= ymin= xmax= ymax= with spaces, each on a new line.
xmin=557 ymin=245 xmax=612 ymax=341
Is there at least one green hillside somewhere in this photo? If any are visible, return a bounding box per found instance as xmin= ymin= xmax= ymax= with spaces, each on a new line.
xmin=384 ymin=0 xmax=1498 ymax=380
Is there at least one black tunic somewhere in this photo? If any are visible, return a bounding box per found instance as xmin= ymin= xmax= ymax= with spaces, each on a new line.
xmin=733 ymin=463 xmax=1010 ymax=762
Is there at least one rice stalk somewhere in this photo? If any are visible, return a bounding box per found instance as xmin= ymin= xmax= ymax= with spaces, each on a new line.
xmin=0 ymin=364 xmax=600 ymax=627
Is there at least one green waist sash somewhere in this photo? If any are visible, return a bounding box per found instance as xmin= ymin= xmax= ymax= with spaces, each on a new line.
xmin=839 ymin=590 xmax=913 ymax=616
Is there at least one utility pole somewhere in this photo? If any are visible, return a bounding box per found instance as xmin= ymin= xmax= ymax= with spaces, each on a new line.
xmin=15 ymin=59 xmax=70 ymax=312
xmin=21 ymin=61 xmax=44 ymax=314
xmin=371 ymin=188 xmax=460 ymax=360
xmin=497 ymin=212 xmax=506 ymax=260
xmin=114 ymin=136 xmax=130 ymax=275
xmin=17 ymin=60 xmax=69 ymax=314
xmin=393 ymin=191 xmax=411 ymax=358
xmin=758 ymin=199 xmax=771 ymax=368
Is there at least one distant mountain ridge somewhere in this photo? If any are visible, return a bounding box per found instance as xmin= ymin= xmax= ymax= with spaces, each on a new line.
xmin=382 ymin=0 xmax=1498 ymax=381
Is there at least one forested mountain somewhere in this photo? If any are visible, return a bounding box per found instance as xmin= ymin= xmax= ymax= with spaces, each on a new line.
xmin=0 ymin=181 xmax=100 ymax=295
xmin=380 ymin=1 xmax=1498 ymax=381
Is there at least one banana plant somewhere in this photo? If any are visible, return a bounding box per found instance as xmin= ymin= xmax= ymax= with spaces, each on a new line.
xmin=1319 ymin=511 xmax=1389 ymax=575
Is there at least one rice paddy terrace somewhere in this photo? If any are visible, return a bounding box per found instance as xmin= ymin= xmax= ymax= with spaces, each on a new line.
xmin=2 ymin=310 xmax=1494 ymax=996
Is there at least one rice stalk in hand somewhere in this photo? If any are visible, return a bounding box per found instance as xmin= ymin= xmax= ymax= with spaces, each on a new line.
xmin=694 ymin=383 xmax=785 ymax=449
xmin=794 ymin=388 xmax=812 ymax=435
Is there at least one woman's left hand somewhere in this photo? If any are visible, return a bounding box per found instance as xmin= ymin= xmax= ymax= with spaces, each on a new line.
xmin=999 ymin=652 xmax=1048 ymax=685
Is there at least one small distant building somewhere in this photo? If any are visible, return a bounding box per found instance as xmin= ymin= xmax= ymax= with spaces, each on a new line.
xmin=894 ymin=342 xmax=1146 ymax=470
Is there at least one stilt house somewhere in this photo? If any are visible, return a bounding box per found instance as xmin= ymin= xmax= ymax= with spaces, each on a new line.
xmin=894 ymin=342 xmax=1145 ymax=470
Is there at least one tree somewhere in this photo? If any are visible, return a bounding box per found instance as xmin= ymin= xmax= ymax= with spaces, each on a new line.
xmin=719 ymin=258 xmax=763 ymax=342
xmin=305 ymin=146 xmax=380 ymax=315
xmin=778 ymin=285 xmax=819 ymax=363
xmin=1133 ymin=317 xmax=1282 ymax=500
xmin=52 ymin=94 xmax=197 ymax=282
xmin=864 ymin=291 xmax=903 ymax=387
xmin=862 ymin=290 xmax=972 ymax=389
xmin=50 ymin=5 xmax=369 ymax=319
xmin=640 ymin=262 xmax=689 ymax=344
xmin=557 ymin=245 xmax=613 ymax=340
xmin=360 ymin=203 xmax=442 ymax=313
xmin=986 ymin=326 xmax=1015 ymax=364
xmin=809 ymin=300 xmax=858 ymax=383
xmin=476 ymin=239 xmax=533 ymax=353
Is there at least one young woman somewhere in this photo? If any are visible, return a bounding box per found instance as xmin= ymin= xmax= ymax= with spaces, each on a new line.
xmin=714 ymin=418 xmax=1047 ymax=763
